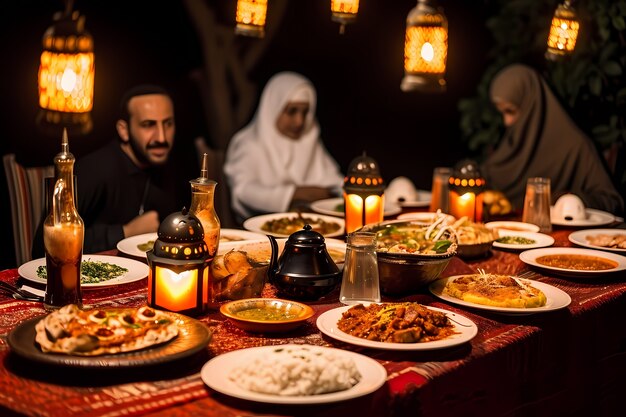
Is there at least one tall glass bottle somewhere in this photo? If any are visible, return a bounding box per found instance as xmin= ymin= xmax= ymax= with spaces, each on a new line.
xmin=189 ymin=153 xmax=220 ymax=307
xmin=43 ymin=128 xmax=84 ymax=310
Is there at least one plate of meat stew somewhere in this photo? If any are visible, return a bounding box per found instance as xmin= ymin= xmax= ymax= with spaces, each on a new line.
xmin=316 ymin=303 xmax=477 ymax=351
xmin=243 ymin=212 xmax=345 ymax=238
xmin=519 ymin=247 xmax=626 ymax=276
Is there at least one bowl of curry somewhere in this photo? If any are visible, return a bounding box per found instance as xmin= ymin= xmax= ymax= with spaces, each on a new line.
xmin=519 ymin=247 xmax=626 ymax=276
xmin=219 ymin=298 xmax=315 ymax=333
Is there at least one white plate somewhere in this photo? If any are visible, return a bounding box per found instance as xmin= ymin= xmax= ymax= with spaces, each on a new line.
xmin=550 ymin=207 xmax=616 ymax=227
xmin=117 ymin=229 xmax=268 ymax=258
xmin=396 ymin=190 xmax=432 ymax=208
xmin=485 ymin=221 xmax=540 ymax=233
xmin=568 ymin=229 xmax=626 ymax=253
xmin=310 ymin=197 xmax=402 ymax=218
xmin=493 ymin=231 xmax=555 ymax=250
xmin=243 ymin=212 xmax=345 ymax=238
xmin=429 ymin=275 xmax=571 ymax=315
xmin=519 ymin=247 xmax=626 ymax=276
xmin=316 ymin=304 xmax=477 ymax=351
xmin=18 ymin=255 xmax=149 ymax=288
xmin=200 ymin=344 xmax=387 ymax=405
xmin=396 ymin=211 xmax=456 ymax=223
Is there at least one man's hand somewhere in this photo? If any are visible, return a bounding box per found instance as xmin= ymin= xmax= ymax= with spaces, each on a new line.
xmin=123 ymin=210 xmax=159 ymax=238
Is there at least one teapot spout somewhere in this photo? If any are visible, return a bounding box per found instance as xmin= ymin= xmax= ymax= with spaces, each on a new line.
xmin=266 ymin=234 xmax=278 ymax=279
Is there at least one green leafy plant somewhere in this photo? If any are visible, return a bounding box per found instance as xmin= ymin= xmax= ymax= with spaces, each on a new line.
xmin=459 ymin=0 xmax=626 ymax=171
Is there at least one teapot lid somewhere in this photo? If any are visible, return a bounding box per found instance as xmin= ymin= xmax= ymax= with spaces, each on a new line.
xmin=287 ymin=224 xmax=325 ymax=244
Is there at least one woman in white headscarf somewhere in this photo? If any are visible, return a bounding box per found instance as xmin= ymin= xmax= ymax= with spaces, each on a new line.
xmin=224 ymin=72 xmax=344 ymax=221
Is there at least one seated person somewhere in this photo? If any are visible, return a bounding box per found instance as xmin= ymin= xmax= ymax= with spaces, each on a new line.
xmin=33 ymin=84 xmax=186 ymax=257
xmin=224 ymin=71 xmax=344 ymax=221
xmin=481 ymin=64 xmax=624 ymax=215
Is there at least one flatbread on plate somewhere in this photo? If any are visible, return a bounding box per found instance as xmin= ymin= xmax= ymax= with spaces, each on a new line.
xmin=443 ymin=274 xmax=547 ymax=308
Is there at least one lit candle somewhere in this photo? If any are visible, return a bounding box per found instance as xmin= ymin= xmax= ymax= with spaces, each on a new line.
xmin=344 ymin=153 xmax=385 ymax=234
xmin=448 ymin=160 xmax=485 ymax=222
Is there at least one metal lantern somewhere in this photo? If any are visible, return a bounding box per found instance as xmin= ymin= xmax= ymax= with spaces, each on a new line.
xmin=343 ymin=153 xmax=385 ymax=234
xmin=331 ymin=0 xmax=360 ymax=34
xmin=401 ymin=0 xmax=448 ymax=93
xmin=448 ymin=160 xmax=485 ymax=222
xmin=546 ymin=0 xmax=579 ymax=60
xmin=147 ymin=208 xmax=210 ymax=316
xmin=235 ymin=0 xmax=268 ymax=38
xmin=37 ymin=1 xmax=94 ymax=136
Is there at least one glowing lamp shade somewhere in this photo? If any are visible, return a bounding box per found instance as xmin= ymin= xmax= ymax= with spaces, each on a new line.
xmin=343 ymin=153 xmax=385 ymax=234
xmin=401 ymin=0 xmax=448 ymax=93
xmin=235 ymin=0 xmax=268 ymax=38
xmin=448 ymin=160 xmax=485 ymax=222
xmin=147 ymin=209 xmax=211 ymax=316
xmin=331 ymin=0 xmax=360 ymax=34
xmin=38 ymin=7 xmax=94 ymax=135
xmin=546 ymin=1 xmax=579 ymax=60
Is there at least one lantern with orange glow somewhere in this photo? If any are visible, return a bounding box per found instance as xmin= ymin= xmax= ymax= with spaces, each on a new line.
xmin=235 ymin=0 xmax=268 ymax=38
xmin=343 ymin=153 xmax=385 ymax=234
xmin=147 ymin=209 xmax=211 ymax=316
xmin=448 ymin=160 xmax=485 ymax=222
xmin=546 ymin=0 xmax=579 ymax=60
xmin=38 ymin=1 xmax=94 ymax=136
xmin=331 ymin=0 xmax=360 ymax=34
xmin=401 ymin=0 xmax=447 ymax=93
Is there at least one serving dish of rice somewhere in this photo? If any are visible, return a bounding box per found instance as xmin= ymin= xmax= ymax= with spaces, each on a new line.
xmin=200 ymin=344 xmax=387 ymax=404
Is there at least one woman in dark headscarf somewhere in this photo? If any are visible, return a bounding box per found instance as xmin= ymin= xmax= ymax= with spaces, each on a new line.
xmin=481 ymin=64 xmax=623 ymax=215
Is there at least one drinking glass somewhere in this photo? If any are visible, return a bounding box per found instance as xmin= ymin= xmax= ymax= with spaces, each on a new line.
xmin=429 ymin=167 xmax=452 ymax=213
xmin=522 ymin=177 xmax=552 ymax=233
xmin=340 ymin=231 xmax=381 ymax=305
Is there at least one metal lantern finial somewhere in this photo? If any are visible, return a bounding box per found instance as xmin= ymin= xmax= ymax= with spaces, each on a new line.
xmin=235 ymin=0 xmax=268 ymax=38
xmin=37 ymin=0 xmax=94 ymax=136
xmin=331 ymin=0 xmax=360 ymax=35
xmin=401 ymin=0 xmax=448 ymax=93
xmin=546 ymin=0 xmax=580 ymax=60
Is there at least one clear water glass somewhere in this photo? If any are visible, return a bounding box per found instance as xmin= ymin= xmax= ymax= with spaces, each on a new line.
xmin=522 ymin=177 xmax=552 ymax=234
xmin=340 ymin=231 xmax=381 ymax=305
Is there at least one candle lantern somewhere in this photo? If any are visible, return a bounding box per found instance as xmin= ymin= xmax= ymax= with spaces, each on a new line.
xmin=235 ymin=0 xmax=268 ymax=38
xmin=331 ymin=0 xmax=360 ymax=34
xmin=343 ymin=153 xmax=385 ymax=234
xmin=448 ymin=160 xmax=485 ymax=222
xmin=37 ymin=1 xmax=94 ymax=136
xmin=401 ymin=0 xmax=447 ymax=93
xmin=546 ymin=0 xmax=579 ymax=60
xmin=147 ymin=208 xmax=210 ymax=316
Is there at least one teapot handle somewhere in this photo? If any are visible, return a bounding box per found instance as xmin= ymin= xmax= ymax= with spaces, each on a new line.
xmin=266 ymin=234 xmax=278 ymax=279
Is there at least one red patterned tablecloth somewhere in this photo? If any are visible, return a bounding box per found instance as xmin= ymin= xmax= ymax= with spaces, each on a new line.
xmin=2 ymin=230 xmax=626 ymax=417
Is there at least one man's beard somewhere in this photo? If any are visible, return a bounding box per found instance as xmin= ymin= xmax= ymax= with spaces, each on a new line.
xmin=129 ymin=135 xmax=170 ymax=167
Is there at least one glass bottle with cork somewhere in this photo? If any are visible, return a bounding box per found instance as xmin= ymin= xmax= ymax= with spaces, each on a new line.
xmin=189 ymin=153 xmax=220 ymax=307
xmin=43 ymin=128 xmax=84 ymax=310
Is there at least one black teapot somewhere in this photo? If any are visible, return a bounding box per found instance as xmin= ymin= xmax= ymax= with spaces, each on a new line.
xmin=267 ymin=224 xmax=342 ymax=300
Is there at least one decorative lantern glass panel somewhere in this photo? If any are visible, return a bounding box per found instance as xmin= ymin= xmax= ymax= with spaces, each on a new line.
xmin=448 ymin=160 xmax=485 ymax=222
xmin=38 ymin=8 xmax=94 ymax=136
xmin=343 ymin=153 xmax=385 ymax=234
xmin=147 ymin=209 xmax=211 ymax=316
xmin=331 ymin=0 xmax=360 ymax=34
xmin=401 ymin=0 xmax=447 ymax=92
xmin=546 ymin=0 xmax=579 ymax=60
xmin=235 ymin=0 xmax=268 ymax=38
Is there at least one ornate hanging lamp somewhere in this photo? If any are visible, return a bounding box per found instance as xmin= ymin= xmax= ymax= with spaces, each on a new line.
xmin=546 ymin=0 xmax=580 ymax=60
xmin=37 ymin=0 xmax=94 ymax=136
xmin=401 ymin=0 xmax=448 ymax=93
xmin=331 ymin=0 xmax=360 ymax=34
xmin=343 ymin=153 xmax=385 ymax=234
xmin=235 ymin=0 xmax=268 ymax=38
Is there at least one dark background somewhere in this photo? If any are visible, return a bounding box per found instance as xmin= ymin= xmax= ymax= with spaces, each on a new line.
xmin=0 ymin=0 xmax=493 ymax=269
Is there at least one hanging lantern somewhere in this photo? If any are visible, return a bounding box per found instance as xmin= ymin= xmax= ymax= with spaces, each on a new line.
xmin=37 ymin=1 xmax=94 ymax=136
xmin=331 ymin=0 xmax=360 ymax=34
xmin=401 ymin=0 xmax=448 ymax=93
xmin=546 ymin=0 xmax=579 ymax=60
xmin=147 ymin=208 xmax=211 ymax=316
xmin=235 ymin=0 xmax=268 ymax=38
xmin=343 ymin=153 xmax=385 ymax=234
xmin=448 ymin=160 xmax=485 ymax=222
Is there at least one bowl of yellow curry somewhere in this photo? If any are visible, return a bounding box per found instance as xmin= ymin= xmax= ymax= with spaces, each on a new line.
xmin=219 ymin=298 xmax=315 ymax=333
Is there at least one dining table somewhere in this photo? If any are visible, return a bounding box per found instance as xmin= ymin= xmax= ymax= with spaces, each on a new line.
xmin=2 ymin=217 xmax=626 ymax=417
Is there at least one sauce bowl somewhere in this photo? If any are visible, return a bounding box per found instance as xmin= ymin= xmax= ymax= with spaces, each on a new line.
xmin=219 ymin=298 xmax=315 ymax=333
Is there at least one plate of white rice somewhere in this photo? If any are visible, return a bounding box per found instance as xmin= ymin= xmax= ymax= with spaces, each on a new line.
xmin=200 ymin=344 xmax=387 ymax=404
